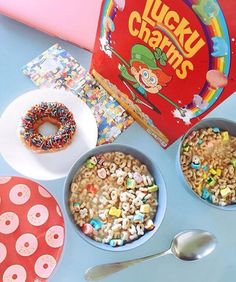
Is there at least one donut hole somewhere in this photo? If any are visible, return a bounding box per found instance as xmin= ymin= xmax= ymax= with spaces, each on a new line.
xmin=36 ymin=212 xmax=41 ymax=218
xmin=17 ymin=192 xmax=23 ymax=197
xmin=38 ymin=121 xmax=59 ymax=137
xmin=5 ymin=220 xmax=10 ymax=226
xmin=12 ymin=274 xmax=17 ymax=280
xmin=54 ymin=234 xmax=59 ymax=239
xmin=43 ymin=263 xmax=49 ymax=269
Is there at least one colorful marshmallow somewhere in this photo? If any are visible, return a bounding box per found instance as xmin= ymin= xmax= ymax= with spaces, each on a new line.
xmin=103 ymin=16 xmax=115 ymax=32
xmin=73 ymin=202 xmax=80 ymax=212
xmin=86 ymin=183 xmax=97 ymax=194
xmin=148 ymin=185 xmax=159 ymax=193
xmin=206 ymin=70 xmax=228 ymax=89
xmin=207 ymin=176 xmax=216 ymax=186
xmin=97 ymin=168 xmax=107 ymax=179
xmin=212 ymin=127 xmax=220 ymax=133
xmin=192 ymin=0 xmax=219 ymax=25
xmin=202 ymin=165 xmax=208 ymax=171
xmin=81 ymin=223 xmax=94 ymax=235
xmin=197 ymin=138 xmax=203 ymax=145
xmin=211 ymin=36 xmax=228 ymax=57
xmin=109 ymin=207 xmax=121 ymax=217
xmin=182 ymin=144 xmax=189 ymax=152
xmin=133 ymin=213 xmax=144 ymax=223
xmin=221 ymin=131 xmax=229 ymax=141
xmin=90 ymin=219 xmax=102 ymax=231
xmin=109 ymin=239 xmax=124 ymax=247
xmin=231 ymin=159 xmax=236 ymax=168
xmin=97 ymin=154 xmax=105 ymax=165
xmin=201 ymin=188 xmax=210 ymax=200
xmin=113 ymin=0 xmax=126 ymax=11
xmin=220 ymin=187 xmax=231 ymax=198
xmin=140 ymin=204 xmax=150 ymax=213
xmin=193 ymin=94 xmax=208 ymax=110
xmin=191 ymin=155 xmax=201 ymax=169
xmin=86 ymin=160 xmax=96 ymax=169
xmin=126 ymin=178 xmax=136 ymax=189
xmin=209 ymin=168 xmax=217 ymax=175
xmin=133 ymin=172 xmax=143 ymax=184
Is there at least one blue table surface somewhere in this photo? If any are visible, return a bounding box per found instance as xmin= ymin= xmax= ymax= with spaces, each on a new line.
xmin=1 ymin=15 xmax=236 ymax=282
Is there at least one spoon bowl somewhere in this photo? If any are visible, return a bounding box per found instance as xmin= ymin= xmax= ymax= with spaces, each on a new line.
xmin=171 ymin=230 xmax=217 ymax=261
xmin=84 ymin=229 xmax=217 ymax=281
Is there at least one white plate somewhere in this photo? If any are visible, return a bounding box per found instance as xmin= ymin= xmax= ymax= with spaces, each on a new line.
xmin=0 ymin=89 xmax=98 ymax=180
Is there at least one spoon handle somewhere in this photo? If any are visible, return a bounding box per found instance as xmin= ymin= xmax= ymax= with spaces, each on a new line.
xmin=84 ymin=249 xmax=171 ymax=281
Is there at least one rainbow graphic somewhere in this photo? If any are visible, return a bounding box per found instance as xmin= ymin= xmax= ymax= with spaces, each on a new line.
xmin=185 ymin=0 xmax=230 ymax=118
xmin=100 ymin=0 xmax=230 ymax=122
xmin=156 ymin=22 xmax=199 ymax=59
xmin=100 ymin=0 xmax=118 ymax=44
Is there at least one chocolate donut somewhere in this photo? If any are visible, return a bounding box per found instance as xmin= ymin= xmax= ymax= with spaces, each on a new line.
xmin=19 ymin=102 xmax=76 ymax=152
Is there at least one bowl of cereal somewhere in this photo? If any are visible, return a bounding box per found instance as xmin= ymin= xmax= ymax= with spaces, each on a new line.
xmin=177 ymin=118 xmax=236 ymax=210
xmin=64 ymin=144 xmax=167 ymax=251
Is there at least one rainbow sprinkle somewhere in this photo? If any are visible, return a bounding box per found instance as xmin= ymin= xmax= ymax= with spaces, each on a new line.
xmin=19 ymin=102 xmax=76 ymax=152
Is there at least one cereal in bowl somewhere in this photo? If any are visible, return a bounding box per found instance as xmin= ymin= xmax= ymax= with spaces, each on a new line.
xmin=180 ymin=128 xmax=236 ymax=206
xmin=69 ymin=152 xmax=158 ymax=247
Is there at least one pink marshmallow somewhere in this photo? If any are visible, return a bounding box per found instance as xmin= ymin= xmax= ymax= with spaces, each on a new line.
xmin=206 ymin=70 xmax=228 ymax=89
xmin=81 ymin=223 xmax=94 ymax=235
xmin=113 ymin=0 xmax=126 ymax=11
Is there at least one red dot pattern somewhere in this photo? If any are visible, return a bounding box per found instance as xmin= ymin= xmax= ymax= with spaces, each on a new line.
xmin=0 ymin=176 xmax=65 ymax=282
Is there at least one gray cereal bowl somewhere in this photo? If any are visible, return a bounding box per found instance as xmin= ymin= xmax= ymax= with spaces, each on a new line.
xmin=177 ymin=117 xmax=236 ymax=211
xmin=64 ymin=143 xmax=167 ymax=251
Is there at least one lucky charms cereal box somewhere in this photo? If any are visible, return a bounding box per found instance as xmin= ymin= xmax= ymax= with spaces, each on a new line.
xmin=91 ymin=0 xmax=236 ymax=148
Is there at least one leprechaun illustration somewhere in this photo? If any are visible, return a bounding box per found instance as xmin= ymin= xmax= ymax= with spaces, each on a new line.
xmin=105 ymin=43 xmax=185 ymax=114
xmin=119 ymin=44 xmax=172 ymax=98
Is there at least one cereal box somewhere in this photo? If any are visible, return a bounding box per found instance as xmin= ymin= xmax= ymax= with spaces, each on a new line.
xmin=91 ymin=0 xmax=236 ymax=148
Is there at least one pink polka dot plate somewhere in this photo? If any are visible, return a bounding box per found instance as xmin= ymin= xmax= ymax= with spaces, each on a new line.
xmin=0 ymin=176 xmax=65 ymax=282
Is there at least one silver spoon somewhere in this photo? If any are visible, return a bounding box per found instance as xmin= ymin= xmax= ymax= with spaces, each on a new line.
xmin=84 ymin=230 xmax=217 ymax=281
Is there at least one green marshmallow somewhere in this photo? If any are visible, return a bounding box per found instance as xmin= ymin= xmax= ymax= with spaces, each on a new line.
xmin=182 ymin=144 xmax=189 ymax=152
xmin=86 ymin=160 xmax=95 ymax=169
xmin=148 ymin=185 xmax=159 ymax=192
xmin=231 ymin=159 xmax=236 ymax=168
xmin=126 ymin=178 xmax=136 ymax=189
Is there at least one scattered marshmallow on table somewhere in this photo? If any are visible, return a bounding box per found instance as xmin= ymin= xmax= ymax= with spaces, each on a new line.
xmin=69 ymin=151 xmax=159 ymax=247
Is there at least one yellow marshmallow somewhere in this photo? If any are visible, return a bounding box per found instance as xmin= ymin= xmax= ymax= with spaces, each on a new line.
xmin=109 ymin=207 xmax=121 ymax=217
xmin=210 ymin=169 xmax=217 ymax=175
xmin=140 ymin=204 xmax=150 ymax=213
xmin=220 ymin=187 xmax=231 ymax=198
xmin=221 ymin=131 xmax=229 ymax=141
